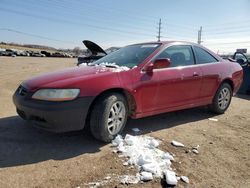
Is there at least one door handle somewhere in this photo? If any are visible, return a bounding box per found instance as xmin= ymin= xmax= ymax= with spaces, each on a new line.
xmin=193 ymin=72 xmax=199 ymax=77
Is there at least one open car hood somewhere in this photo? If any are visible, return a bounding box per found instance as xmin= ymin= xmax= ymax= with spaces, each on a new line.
xmin=83 ymin=40 xmax=107 ymax=55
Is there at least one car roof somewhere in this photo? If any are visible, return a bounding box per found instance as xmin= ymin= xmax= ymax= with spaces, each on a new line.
xmin=131 ymin=41 xmax=198 ymax=46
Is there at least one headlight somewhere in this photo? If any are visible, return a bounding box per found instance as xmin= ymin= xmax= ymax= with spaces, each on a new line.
xmin=32 ymin=89 xmax=80 ymax=101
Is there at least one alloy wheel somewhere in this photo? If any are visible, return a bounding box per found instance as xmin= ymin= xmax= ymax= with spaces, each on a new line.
xmin=107 ymin=101 xmax=126 ymax=135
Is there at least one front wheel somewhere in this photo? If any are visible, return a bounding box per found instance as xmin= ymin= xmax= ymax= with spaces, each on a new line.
xmin=90 ymin=93 xmax=128 ymax=142
xmin=209 ymin=83 xmax=232 ymax=114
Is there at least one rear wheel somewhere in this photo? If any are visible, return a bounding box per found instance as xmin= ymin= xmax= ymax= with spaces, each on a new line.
xmin=210 ymin=83 xmax=232 ymax=114
xmin=90 ymin=93 xmax=128 ymax=142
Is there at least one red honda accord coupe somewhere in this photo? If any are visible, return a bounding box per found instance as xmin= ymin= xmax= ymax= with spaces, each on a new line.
xmin=13 ymin=41 xmax=243 ymax=142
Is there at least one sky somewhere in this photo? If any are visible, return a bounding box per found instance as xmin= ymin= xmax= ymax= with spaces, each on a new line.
xmin=0 ymin=0 xmax=250 ymax=53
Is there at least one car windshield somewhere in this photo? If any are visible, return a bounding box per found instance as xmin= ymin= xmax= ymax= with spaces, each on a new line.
xmin=92 ymin=43 xmax=160 ymax=68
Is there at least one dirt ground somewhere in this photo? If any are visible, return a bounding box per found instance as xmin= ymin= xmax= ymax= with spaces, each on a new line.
xmin=0 ymin=57 xmax=249 ymax=188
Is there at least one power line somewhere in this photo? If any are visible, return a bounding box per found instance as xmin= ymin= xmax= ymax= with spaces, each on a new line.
xmin=0 ymin=7 xmax=155 ymax=38
xmin=0 ymin=28 xmax=78 ymax=44
xmin=203 ymin=19 xmax=250 ymax=28
xmin=3 ymin=0 xmax=197 ymax=34
xmin=203 ymin=41 xmax=250 ymax=45
xmin=15 ymin=0 xmax=155 ymax=32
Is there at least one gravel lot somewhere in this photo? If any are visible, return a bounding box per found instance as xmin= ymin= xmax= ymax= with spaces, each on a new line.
xmin=0 ymin=57 xmax=249 ymax=188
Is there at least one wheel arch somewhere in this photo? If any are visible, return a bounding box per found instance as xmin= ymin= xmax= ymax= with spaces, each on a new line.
xmin=221 ymin=78 xmax=234 ymax=91
xmin=84 ymin=88 xmax=137 ymax=127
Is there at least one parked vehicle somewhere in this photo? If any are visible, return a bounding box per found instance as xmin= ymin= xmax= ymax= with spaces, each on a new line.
xmin=41 ymin=51 xmax=51 ymax=57
xmin=232 ymin=51 xmax=250 ymax=95
xmin=77 ymin=40 xmax=119 ymax=66
xmin=31 ymin=52 xmax=45 ymax=57
xmin=13 ymin=41 xmax=243 ymax=142
xmin=5 ymin=49 xmax=16 ymax=56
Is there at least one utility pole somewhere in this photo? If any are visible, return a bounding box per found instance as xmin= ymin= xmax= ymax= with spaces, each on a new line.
xmin=157 ymin=18 xmax=162 ymax=42
xmin=197 ymin=26 xmax=202 ymax=44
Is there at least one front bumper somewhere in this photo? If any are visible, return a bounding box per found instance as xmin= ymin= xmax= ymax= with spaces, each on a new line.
xmin=13 ymin=88 xmax=95 ymax=133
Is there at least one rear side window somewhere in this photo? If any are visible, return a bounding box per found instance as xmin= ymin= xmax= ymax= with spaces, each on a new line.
xmin=193 ymin=46 xmax=218 ymax=64
xmin=156 ymin=45 xmax=195 ymax=67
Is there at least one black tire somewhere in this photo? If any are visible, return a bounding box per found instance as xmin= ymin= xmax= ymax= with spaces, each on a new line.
xmin=209 ymin=83 xmax=232 ymax=114
xmin=90 ymin=93 xmax=128 ymax=142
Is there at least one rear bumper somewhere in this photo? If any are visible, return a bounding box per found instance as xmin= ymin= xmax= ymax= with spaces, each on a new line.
xmin=13 ymin=91 xmax=95 ymax=132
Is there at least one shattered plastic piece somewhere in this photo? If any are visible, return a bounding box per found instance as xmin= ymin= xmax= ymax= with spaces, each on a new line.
xmin=162 ymin=152 xmax=174 ymax=161
xmin=120 ymin=175 xmax=140 ymax=184
xmin=165 ymin=170 xmax=178 ymax=185
xmin=208 ymin=118 xmax=218 ymax=122
xmin=140 ymin=171 xmax=153 ymax=181
xmin=192 ymin=149 xmax=199 ymax=154
xmin=181 ymin=176 xmax=189 ymax=183
xmin=171 ymin=140 xmax=185 ymax=147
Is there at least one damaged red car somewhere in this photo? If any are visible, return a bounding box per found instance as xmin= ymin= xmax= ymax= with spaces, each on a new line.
xmin=13 ymin=41 xmax=243 ymax=142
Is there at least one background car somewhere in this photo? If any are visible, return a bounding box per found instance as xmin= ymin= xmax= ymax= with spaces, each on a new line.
xmin=77 ymin=40 xmax=119 ymax=66
xmin=232 ymin=51 xmax=250 ymax=95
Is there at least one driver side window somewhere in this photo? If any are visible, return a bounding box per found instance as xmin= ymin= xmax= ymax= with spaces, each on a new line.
xmin=156 ymin=45 xmax=195 ymax=67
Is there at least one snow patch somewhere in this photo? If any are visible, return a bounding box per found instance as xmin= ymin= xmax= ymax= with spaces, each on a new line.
xmin=112 ymin=134 xmax=177 ymax=183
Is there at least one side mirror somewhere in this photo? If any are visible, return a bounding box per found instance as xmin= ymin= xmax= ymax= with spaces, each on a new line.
xmin=144 ymin=63 xmax=154 ymax=74
xmin=153 ymin=58 xmax=171 ymax=69
xmin=144 ymin=58 xmax=171 ymax=74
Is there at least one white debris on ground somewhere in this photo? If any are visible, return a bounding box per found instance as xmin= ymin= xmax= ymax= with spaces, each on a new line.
xmin=104 ymin=176 xmax=111 ymax=180
xmin=208 ymin=118 xmax=218 ymax=122
xmin=181 ymin=176 xmax=190 ymax=184
xmin=165 ymin=170 xmax=178 ymax=185
xmin=87 ymin=182 xmax=101 ymax=188
xmin=112 ymin=134 xmax=181 ymax=185
xmin=192 ymin=145 xmax=200 ymax=154
xmin=171 ymin=140 xmax=185 ymax=147
xmin=192 ymin=149 xmax=199 ymax=154
xmin=120 ymin=174 xmax=140 ymax=184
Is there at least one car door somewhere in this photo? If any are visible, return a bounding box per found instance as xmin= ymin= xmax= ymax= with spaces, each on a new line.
xmin=192 ymin=46 xmax=221 ymax=99
xmin=154 ymin=45 xmax=202 ymax=110
xmin=138 ymin=45 xmax=202 ymax=113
